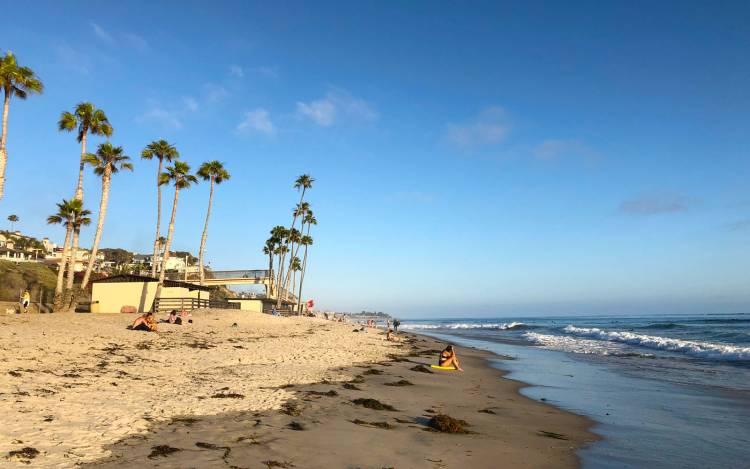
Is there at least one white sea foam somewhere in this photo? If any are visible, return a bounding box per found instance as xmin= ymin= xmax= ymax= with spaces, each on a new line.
xmin=563 ymin=326 xmax=750 ymax=361
xmin=401 ymin=322 xmax=527 ymax=331
xmin=522 ymin=332 xmax=645 ymax=356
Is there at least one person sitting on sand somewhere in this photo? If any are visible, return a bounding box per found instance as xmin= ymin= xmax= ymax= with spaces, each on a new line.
xmin=386 ymin=329 xmax=400 ymax=342
xmin=439 ymin=345 xmax=464 ymax=371
xmin=130 ymin=311 xmax=157 ymax=332
xmin=166 ymin=310 xmax=182 ymax=325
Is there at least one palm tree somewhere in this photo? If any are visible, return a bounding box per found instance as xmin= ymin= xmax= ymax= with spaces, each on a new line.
xmin=155 ymin=161 xmax=197 ymax=300
xmin=276 ymin=174 xmax=314 ymax=308
xmin=64 ymin=202 xmax=92 ymax=295
xmin=284 ymin=203 xmax=311 ymax=294
xmin=263 ymin=238 xmax=277 ymax=296
xmin=47 ymin=199 xmax=79 ymax=300
xmin=290 ymin=256 xmax=302 ymax=300
xmin=282 ymin=226 xmax=302 ymax=297
xmin=196 ymin=161 xmax=230 ymax=285
xmin=7 ymin=214 xmax=18 ymax=231
xmin=141 ymin=140 xmax=179 ymax=277
xmin=79 ymin=143 xmax=133 ymax=290
xmin=58 ymin=103 xmax=113 ymax=202
xmin=296 ymin=235 xmax=314 ymax=315
xmin=0 ymin=52 xmax=43 ymax=200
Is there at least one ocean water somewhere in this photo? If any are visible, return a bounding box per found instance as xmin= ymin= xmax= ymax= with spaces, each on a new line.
xmin=401 ymin=314 xmax=750 ymax=468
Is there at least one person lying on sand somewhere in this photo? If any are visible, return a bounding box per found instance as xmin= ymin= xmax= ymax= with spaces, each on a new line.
xmin=130 ymin=312 xmax=157 ymax=332
xmin=439 ymin=345 xmax=464 ymax=371
xmin=386 ymin=329 xmax=400 ymax=342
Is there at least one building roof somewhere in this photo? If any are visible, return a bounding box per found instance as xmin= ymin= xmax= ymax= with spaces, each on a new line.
xmin=91 ymin=274 xmax=214 ymax=292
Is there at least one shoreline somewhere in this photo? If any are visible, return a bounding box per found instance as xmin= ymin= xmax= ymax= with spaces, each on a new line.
xmin=84 ymin=331 xmax=597 ymax=468
xmin=1 ymin=312 xmax=597 ymax=467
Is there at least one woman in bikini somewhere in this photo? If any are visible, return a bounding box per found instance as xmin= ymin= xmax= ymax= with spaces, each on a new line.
xmin=439 ymin=345 xmax=464 ymax=371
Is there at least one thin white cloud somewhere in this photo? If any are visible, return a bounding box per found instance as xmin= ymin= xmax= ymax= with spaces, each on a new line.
xmin=533 ymin=139 xmax=598 ymax=162
xmin=236 ymin=109 xmax=276 ymax=136
xmin=182 ymin=96 xmax=199 ymax=112
xmin=136 ymin=105 xmax=183 ymax=130
xmin=204 ymin=83 xmax=229 ymax=103
xmin=445 ymin=107 xmax=510 ymax=150
xmin=136 ymin=97 xmax=198 ymax=131
xmin=229 ymin=64 xmax=244 ymax=78
xmin=296 ymin=89 xmax=377 ymax=127
xmin=124 ymin=33 xmax=150 ymax=52
xmin=619 ymin=192 xmax=694 ymax=215
xmin=90 ymin=22 xmax=114 ymax=43
xmin=55 ymin=44 xmax=92 ymax=74
xmin=257 ymin=66 xmax=278 ymax=78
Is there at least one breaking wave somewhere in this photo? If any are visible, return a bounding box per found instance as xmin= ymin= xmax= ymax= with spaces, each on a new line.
xmin=401 ymin=321 xmax=529 ymax=331
xmin=523 ymin=332 xmax=655 ymax=358
xmin=563 ymin=326 xmax=750 ymax=361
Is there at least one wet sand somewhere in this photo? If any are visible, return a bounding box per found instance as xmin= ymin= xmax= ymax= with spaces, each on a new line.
xmin=82 ymin=334 xmax=596 ymax=469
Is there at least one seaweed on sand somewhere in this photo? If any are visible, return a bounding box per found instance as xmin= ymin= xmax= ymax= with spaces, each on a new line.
xmin=211 ymin=392 xmax=245 ymax=399
xmin=537 ymin=430 xmax=568 ymax=440
xmin=384 ymin=379 xmax=413 ymax=387
xmin=6 ymin=447 xmax=39 ymax=462
xmin=287 ymin=421 xmax=306 ymax=431
xmin=196 ymin=442 xmax=232 ymax=459
xmin=351 ymin=398 xmax=397 ymax=411
xmin=478 ymin=408 xmax=497 ymax=414
xmin=306 ymin=390 xmax=338 ymax=397
xmin=280 ymin=401 xmax=303 ymax=416
xmin=350 ymin=419 xmax=393 ymax=429
xmin=362 ymin=369 xmax=383 ymax=375
xmin=263 ymin=461 xmax=295 ymax=468
xmin=410 ymin=364 xmax=433 ymax=374
xmin=342 ymin=383 xmax=361 ymax=390
xmin=147 ymin=445 xmax=182 ymax=458
xmin=427 ymin=414 xmax=471 ymax=433
xmin=350 ymin=375 xmax=365 ymax=383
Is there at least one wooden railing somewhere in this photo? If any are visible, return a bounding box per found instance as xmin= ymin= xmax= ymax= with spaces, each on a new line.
xmin=153 ymin=297 xmax=240 ymax=313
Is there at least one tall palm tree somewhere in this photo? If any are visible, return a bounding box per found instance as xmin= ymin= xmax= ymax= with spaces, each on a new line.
xmin=141 ymin=140 xmax=179 ymax=277
xmin=297 ymin=235 xmax=314 ymax=315
xmin=196 ymin=161 xmax=230 ymax=285
xmin=277 ymin=174 xmax=314 ymax=308
xmin=80 ymin=143 xmax=133 ymax=290
xmin=58 ymin=103 xmax=113 ymax=202
xmin=47 ymin=199 xmax=79 ymax=299
xmin=267 ymin=225 xmax=286 ymax=297
xmin=282 ymin=226 xmax=302 ymax=297
xmin=0 ymin=52 xmax=43 ymax=200
xmin=64 ymin=202 xmax=92 ymax=294
xmin=7 ymin=214 xmax=18 ymax=231
xmin=290 ymin=256 xmax=301 ymax=300
xmin=263 ymin=238 xmax=277 ymax=296
xmin=155 ymin=161 xmax=197 ymax=300
xmin=284 ymin=204 xmax=311 ymax=293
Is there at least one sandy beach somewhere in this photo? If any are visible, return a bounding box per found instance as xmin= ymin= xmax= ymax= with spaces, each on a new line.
xmin=1 ymin=311 xmax=595 ymax=467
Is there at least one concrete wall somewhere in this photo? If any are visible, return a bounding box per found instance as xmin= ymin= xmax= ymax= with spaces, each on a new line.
xmin=228 ymin=299 xmax=264 ymax=313
xmin=91 ymin=282 xmax=200 ymax=314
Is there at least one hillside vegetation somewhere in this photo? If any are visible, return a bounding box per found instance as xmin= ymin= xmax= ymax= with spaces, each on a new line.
xmin=0 ymin=260 xmax=57 ymax=305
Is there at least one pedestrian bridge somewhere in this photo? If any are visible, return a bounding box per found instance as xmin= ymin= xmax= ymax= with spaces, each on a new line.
xmin=164 ymin=269 xmax=297 ymax=302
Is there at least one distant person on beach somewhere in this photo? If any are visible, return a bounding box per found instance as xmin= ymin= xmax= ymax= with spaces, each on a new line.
xmin=166 ymin=310 xmax=182 ymax=325
xmin=20 ymin=290 xmax=30 ymax=313
xmin=130 ymin=312 xmax=157 ymax=332
xmin=393 ymin=319 xmax=401 ymax=332
xmin=439 ymin=345 xmax=464 ymax=371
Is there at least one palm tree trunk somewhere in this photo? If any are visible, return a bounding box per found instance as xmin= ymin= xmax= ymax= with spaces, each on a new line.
xmin=198 ymin=177 xmax=215 ymax=285
xmin=66 ymin=227 xmax=81 ymax=291
xmin=155 ymin=187 xmax=180 ymax=302
xmin=0 ymin=89 xmax=10 ymax=200
xmin=267 ymin=253 xmax=274 ymax=297
xmin=55 ymin=224 xmax=73 ymax=295
xmin=150 ymin=158 xmax=164 ymax=277
xmin=80 ymin=170 xmax=111 ymax=290
xmin=297 ymin=246 xmax=309 ymax=315
xmin=74 ymin=132 xmax=87 ymax=202
xmin=275 ymin=251 xmax=284 ymax=302
xmin=276 ymin=189 xmax=306 ymax=308
xmin=282 ymin=220 xmax=306 ymax=300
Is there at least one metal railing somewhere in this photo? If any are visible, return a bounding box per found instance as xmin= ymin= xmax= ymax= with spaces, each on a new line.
xmin=152 ymin=297 xmax=240 ymax=313
xmin=164 ymin=270 xmax=271 ymax=282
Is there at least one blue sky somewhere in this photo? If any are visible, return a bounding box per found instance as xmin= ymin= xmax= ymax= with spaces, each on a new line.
xmin=1 ymin=1 xmax=748 ymax=317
